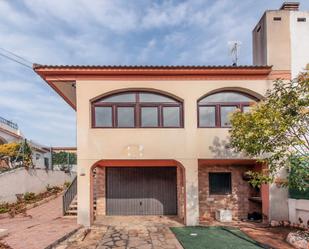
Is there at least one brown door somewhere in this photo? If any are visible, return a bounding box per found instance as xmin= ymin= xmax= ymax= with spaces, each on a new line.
xmin=106 ymin=167 xmax=177 ymax=215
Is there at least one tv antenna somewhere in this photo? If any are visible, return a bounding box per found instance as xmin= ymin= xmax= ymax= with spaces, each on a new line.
xmin=228 ymin=41 xmax=241 ymax=66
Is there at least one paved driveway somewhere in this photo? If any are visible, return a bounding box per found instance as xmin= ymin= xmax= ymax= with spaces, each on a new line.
xmin=0 ymin=196 xmax=80 ymax=249
xmin=56 ymin=216 xmax=184 ymax=249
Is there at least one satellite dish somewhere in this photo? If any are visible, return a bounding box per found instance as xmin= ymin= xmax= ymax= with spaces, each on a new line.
xmin=228 ymin=41 xmax=242 ymax=66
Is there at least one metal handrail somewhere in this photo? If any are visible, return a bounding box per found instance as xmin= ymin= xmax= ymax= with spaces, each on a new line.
xmin=62 ymin=176 xmax=77 ymax=215
xmin=0 ymin=117 xmax=18 ymax=130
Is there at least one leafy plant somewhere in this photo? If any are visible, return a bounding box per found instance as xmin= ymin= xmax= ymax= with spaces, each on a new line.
xmin=46 ymin=184 xmax=62 ymax=194
xmin=0 ymin=202 xmax=9 ymax=213
xmin=229 ymin=73 xmax=309 ymax=190
xmin=0 ymin=143 xmax=20 ymax=158
xmin=52 ymin=151 xmax=77 ymax=171
xmin=0 ymin=140 xmax=33 ymax=169
xmin=23 ymin=192 xmax=36 ymax=202
xmin=64 ymin=181 xmax=71 ymax=189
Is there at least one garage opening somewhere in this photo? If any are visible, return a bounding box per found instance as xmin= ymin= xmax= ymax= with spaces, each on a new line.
xmin=92 ymin=160 xmax=185 ymax=223
xmin=106 ymin=167 xmax=177 ymax=215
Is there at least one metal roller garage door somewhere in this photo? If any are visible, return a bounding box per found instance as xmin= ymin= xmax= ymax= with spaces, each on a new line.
xmin=106 ymin=167 xmax=177 ymax=215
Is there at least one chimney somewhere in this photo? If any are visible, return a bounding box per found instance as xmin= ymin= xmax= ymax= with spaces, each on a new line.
xmin=280 ymin=2 xmax=300 ymax=11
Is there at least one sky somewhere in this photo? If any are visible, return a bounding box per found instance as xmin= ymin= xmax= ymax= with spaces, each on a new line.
xmin=0 ymin=0 xmax=309 ymax=147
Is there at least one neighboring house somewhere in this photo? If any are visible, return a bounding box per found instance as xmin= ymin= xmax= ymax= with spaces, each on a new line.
xmin=0 ymin=117 xmax=23 ymax=144
xmin=0 ymin=116 xmax=52 ymax=170
xmin=30 ymin=140 xmax=52 ymax=170
xmin=34 ymin=2 xmax=308 ymax=227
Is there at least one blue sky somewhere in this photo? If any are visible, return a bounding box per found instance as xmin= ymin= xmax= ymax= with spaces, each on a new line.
xmin=1 ymin=0 xmax=309 ymax=147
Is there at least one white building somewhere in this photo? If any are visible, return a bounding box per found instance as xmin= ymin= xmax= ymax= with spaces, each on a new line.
xmin=0 ymin=116 xmax=52 ymax=170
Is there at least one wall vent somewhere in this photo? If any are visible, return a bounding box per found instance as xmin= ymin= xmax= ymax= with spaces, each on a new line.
xmin=273 ymin=17 xmax=282 ymax=21
xmin=297 ymin=17 xmax=306 ymax=22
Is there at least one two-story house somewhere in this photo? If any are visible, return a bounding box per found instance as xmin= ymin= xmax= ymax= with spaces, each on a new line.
xmin=34 ymin=2 xmax=308 ymax=226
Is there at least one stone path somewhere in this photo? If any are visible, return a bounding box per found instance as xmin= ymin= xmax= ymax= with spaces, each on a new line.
xmin=56 ymin=216 xmax=184 ymax=249
xmin=0 ymin=196 xmax=80 ymax=249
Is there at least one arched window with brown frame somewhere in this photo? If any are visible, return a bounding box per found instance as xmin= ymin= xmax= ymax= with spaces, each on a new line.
xmin=92 ymin=90 xmax=184 ymax=128
xmin=197 ymin=91 xmax=258 ymax=128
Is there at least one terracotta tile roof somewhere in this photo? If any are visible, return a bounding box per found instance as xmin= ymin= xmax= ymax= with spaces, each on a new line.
xmin=33 ymin=64 xmax=271 ymax=70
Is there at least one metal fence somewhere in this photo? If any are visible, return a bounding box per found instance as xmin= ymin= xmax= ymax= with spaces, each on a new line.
xmin=0 ymin=117 xmax=18 ymax=130
xmin=62 ymin=176 xmax=77 ymax=215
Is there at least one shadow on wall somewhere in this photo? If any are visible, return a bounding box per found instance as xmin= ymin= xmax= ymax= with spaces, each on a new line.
xmin=209 ymin=136 xmax=241 ymax=158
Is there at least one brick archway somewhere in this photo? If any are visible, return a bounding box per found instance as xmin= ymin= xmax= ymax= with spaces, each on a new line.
xmin=90 ymin=160 xmax=186 ymax=224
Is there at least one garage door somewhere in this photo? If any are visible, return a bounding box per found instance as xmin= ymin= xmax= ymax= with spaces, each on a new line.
xmin=106 ymin=167 xmax=177 ymax=215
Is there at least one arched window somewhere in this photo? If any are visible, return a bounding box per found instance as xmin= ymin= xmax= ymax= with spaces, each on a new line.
xmin=92 ymin=91 xmax=183 ymax=128
xmin=197 ymin=91 xmax=257 ymax=128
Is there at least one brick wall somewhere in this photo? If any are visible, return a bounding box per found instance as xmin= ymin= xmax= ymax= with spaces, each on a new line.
xmin=177 ymin=166 xmax=185 ymax=221
xmin=198 ymin=164 xmax=261 ymax=221
xmin=94 ymin=167 xmax=106 ymax=216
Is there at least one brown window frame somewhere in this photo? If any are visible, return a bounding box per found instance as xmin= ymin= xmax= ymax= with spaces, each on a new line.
xmin=92 ymin=91 xmax=184 ymax=128
xmin=197 ymin=91 xmax=257 ymax=128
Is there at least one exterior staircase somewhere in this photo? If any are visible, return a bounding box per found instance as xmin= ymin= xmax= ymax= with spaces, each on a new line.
xmin=65 ymin=196 xmax=78 ymax=216
xmin=62 ymin=176 xmax=97 ymax=216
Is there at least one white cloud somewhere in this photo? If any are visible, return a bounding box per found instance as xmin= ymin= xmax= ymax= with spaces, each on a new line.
xmin=1 ymin=0 xmax=309 ymax=146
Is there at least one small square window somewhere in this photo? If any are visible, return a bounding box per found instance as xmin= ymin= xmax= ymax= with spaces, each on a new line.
xmin=220 ymin=106 xmax=237 ymax=127
xmin=199 ymin=106 xmax=216 ymax=127
xmin=94 ymin=107 xmax=112 ymax=127
xmin=243 ymin=106 xmax=251 ymax=113
xmin=163 ymin=106 xmax=180 ymax=127
xmin=141 ymin=107 xmax=158 ymax=127
xmin=117 ymin=107 xmax=135 ymax=127
xmin=209 ymin=173 xmax=232 ymax=195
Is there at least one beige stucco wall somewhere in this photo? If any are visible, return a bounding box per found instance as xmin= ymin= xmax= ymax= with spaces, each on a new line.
xmin=253 ymin=11 xmax=291 ymax=71
xmin=290 ymin=11 xmax=309 ymax=78
xmin=253 ymin=13 xmax=268 ymax=66
xmin=253 ymin=9 xmax=309 ymax=77
xmin=75 ymin=79 xmax=273 ymax=226
xmin=265 ymin=11 xmax=291 ymax=71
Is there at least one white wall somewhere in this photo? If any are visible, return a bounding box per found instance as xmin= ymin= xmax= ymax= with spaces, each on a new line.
xmin=290 ymin=11 xmax=309 ymax=78
xmin=0 ymin=168 xmax=76 ymax=203
xmin=32 ymin=151 xmax=52 ymax=170
xmin=289 ymin=199 xmax=309 ymax=224
xmin=269 ymin=169 xmax=289 ymax=221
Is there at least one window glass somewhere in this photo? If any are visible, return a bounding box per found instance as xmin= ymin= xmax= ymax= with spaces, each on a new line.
xmin=200 ymin=92 xmax=255 ymax=103
xmin=199 ymin=106 xmax=216 ymax=127
xmin=141 ymin=107 xmax=158 ymax=127
xmin=163 ymin=107 xmax=180 ymax=127
xmin=220 ymin=106 xmax=237 ymax=127
xmin=139 ymin=93 xmax=176 ymax=103
xmin=117 ymin=107 xmax=135 ymax=127
xmin=95 ymin=107 xmax=112 ymax=127
xmin=100 ymin=93 xmax=136 ymax=103
xmin=93 ymin=91 xmax=183 ymax=128
xmin=243 ymin=106 xmax=251 ymax=113
xmin=209 ymin=173 xmax=232 ymax=195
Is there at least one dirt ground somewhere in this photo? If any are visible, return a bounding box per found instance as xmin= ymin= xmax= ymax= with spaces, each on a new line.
xmin=0 ymin=242 xmax=12 ymax=249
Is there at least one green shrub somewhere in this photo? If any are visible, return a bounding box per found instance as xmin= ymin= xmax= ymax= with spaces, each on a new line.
xmin=46 ymin=184 xmax=62 ymax=194
xmin=23 ymin=192 xmax=36 ymax=202
xmin=64 ymin=181 xmax=71 ymax=189
xmin=0 ymin=202 xmax=9 ymax=213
